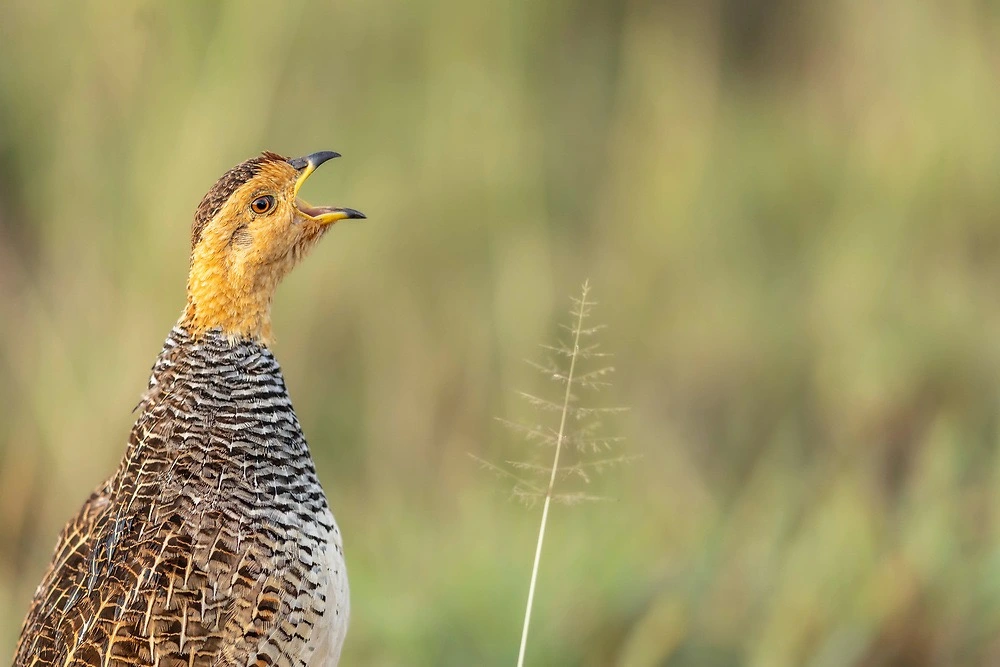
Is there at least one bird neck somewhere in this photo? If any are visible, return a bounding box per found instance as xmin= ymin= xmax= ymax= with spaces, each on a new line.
xmin=181 ymin=289 xmax=273 ymax=345
xmin=181 ymin=255 xmax=278 ymax=345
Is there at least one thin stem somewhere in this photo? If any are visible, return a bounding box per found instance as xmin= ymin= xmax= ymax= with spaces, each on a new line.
xmin=516 ymin=281 xmax=589 ymax=667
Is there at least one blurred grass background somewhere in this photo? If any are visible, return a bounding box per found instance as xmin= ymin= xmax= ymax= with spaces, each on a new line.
xmin=2 ymin=0 xmax=1000 ymax=665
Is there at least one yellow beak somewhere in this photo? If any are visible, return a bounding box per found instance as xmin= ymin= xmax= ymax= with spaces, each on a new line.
xmin=290 ymin=151 xmax=366 ymax=225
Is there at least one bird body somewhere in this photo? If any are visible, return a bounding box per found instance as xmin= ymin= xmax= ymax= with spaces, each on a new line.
xmin=13 ymin=151 xmax=363 ymax=667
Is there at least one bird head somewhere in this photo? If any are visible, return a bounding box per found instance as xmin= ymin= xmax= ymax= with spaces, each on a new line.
xmin=182 ymin=150 xmax=364 ymax=344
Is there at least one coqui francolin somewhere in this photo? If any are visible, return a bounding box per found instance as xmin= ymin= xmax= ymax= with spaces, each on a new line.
xmin=13 ymin=151 xmax=363 ymax=667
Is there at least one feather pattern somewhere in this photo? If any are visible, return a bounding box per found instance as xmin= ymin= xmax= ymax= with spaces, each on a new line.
xmin=14 ymin=326 xmax=348 ymax=667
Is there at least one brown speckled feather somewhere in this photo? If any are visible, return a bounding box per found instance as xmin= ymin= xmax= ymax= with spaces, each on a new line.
xmin=15 ymin=482 xmax=114 ymax=661
xmin=13 ymin=328 xmax=348 ymax=667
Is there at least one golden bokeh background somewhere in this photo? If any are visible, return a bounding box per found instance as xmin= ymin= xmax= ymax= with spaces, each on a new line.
xmin=2 ymin=1 xmax=1000 ymax=665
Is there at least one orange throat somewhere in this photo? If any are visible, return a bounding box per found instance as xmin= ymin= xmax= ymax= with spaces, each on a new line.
xmin=181 ymin=232 xmax=285 ymax=345
xmin=182 ymin=278 xmax=275 ymax=345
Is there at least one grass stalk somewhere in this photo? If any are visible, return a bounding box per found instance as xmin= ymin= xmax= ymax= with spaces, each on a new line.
xmin=515 ymin=281 xmax=590 ymax=667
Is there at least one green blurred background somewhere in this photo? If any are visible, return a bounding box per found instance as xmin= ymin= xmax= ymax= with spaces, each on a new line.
xmin=2 ymin=1 xmax=1000 ymax=665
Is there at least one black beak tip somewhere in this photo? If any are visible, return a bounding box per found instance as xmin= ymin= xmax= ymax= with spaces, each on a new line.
xmin=289 ymin=150 xmax=341 ymax=171
xmin=341 ymin=208 xmax=366 ymax=220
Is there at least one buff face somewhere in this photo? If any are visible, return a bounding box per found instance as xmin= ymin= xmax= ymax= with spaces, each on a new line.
xmin=182 ymin=151 xmax=364 ymax=343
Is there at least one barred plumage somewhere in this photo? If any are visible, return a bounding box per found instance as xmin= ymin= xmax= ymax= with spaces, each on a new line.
xmin=13 ymin=151 xmax=363 ymax=666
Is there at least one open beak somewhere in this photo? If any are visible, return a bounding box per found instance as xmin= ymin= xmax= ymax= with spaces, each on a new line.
xmin=289 ymin=151 xmax=366 ymax=225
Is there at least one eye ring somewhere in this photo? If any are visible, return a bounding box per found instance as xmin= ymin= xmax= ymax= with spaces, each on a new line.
xmin=250 ymin=195 xmax=276 ymax=215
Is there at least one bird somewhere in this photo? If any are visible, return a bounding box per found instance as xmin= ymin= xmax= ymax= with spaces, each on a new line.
xmin=12 ymin=151 xmax=364 ymax=667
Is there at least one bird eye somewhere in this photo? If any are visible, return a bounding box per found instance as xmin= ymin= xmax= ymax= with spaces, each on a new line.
xmin=250 ymin=195 xmax=276 ymax=215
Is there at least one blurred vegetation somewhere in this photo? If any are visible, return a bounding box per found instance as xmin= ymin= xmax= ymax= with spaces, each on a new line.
xmin=2 ymin=0 xmax=1000 ymax=664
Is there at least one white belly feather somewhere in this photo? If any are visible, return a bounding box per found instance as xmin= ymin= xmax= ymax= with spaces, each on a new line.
xmin=306 ymin=523 xmax=350 ymax=666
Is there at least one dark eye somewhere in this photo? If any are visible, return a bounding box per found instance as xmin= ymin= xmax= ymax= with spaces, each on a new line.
xmin=250 ymin=195 xmax=276 ymax=215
